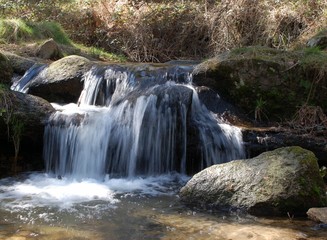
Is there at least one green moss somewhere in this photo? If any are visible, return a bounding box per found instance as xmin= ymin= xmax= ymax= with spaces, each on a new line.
xmin=203 ymin=46 xmax=327 ymax=120
xmin=74 ymin=44 xmax=127 ymax=62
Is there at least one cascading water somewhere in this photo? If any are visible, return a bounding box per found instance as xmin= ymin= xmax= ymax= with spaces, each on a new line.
xmin=2 ymin=62 xmax=321 ymax=240
xmin=39 ymin=63 xmax=244 ymax=180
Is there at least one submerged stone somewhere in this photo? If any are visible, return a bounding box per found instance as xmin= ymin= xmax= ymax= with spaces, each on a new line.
xmin=179 ymin=146 xmax=327 ymax=216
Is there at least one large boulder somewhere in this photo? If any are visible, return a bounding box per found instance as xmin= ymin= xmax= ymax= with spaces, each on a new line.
xmin=0 ymin=51 xmax=13 ymax=84
xmin=0 ymin=87 xmax=55 ymax=177
xmin=15 ymin=55 xmax=93 ymax=103
xmin=180 ymin=146 xmax=327 ymax=216
xmin=193 ymin=47 xmax=327 ymax=120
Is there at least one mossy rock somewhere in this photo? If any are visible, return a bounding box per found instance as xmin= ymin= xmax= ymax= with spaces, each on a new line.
xmin=180 ymin=146 xmax=327 ymax=216
xmin=0 ymin=51 xmax=13 ymax=85
xmin=193 ymin=46 xmax=327 ymax=120
xmin=16 ymin=55 xmax=92 ymax=103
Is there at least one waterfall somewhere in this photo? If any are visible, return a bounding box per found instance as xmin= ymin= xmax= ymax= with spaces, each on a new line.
xmin=11 ymin=63 xmax=48 ymax=93
xmin=15 ymin=63 xmax=245 ymax=179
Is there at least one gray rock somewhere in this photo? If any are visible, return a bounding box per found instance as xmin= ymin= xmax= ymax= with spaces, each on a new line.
xmin=36 ymin=38 xmax=63 ymax=60
xmin=20 ymin=55 xmax=93 ymax=103
xmin=180 ymin=146 xmax=327 ymax=216
xmin=307 ymin=207 xmax=327 ymax=224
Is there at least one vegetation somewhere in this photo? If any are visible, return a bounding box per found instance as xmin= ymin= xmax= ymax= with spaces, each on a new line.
xmin=0 ymin=19 xmax=71 ymax=44
xmin=0 ymin=18 xmax=126 ymax=62
xmin=1 ymin=0 xmax=326 ymax=62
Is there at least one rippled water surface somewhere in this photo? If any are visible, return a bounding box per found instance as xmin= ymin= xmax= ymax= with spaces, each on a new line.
xmin=0 ymin=173 xmax=326 ymax=240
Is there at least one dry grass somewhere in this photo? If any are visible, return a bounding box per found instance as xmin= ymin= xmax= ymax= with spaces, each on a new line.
xmin=290 ymin=105 xmax=327 ymax=133
xmin=88 ymin=0 xmax=327 ymax=62
xmin=1 ymin=0 xmax=326 ymax=62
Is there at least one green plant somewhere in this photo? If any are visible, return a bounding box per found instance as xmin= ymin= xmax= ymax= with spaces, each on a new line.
xmin=254 ymin=97 xmax=268 ymax=122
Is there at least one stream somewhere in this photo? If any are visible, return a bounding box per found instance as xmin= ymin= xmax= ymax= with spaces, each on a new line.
xmin=2 ymin=60 xmax=327 ymax=239
xmin=0 ymin=172 xmax=327 ymax=240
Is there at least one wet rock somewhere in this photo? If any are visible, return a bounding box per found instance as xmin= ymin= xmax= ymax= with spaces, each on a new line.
xmin=307 ymin=207 xmax=327 ymax=224
xmin=0 ymin=87 xmax=55 ymax=177
xmin=180 ymin=146 xmax=327 ymax=216
xmin=18 ymin=55 xmax=93 ymax=103
xmin=195 ymin=86 xmax=248 ymax=125
xmin=36 ymin=38 xmax=63 ymax=60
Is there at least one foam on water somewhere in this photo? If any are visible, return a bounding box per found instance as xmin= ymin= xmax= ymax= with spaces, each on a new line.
xmin=0 ymin=173 xmax=188 ymax=214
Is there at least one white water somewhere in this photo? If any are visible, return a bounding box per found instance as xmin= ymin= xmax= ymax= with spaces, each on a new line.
xmin=0 ymin=173 xmax=187 ymax=209
xmin=42 ymin=65 xmax=245 ymax=180
xmin=6 ymin=63 xmax=245 ymax=209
